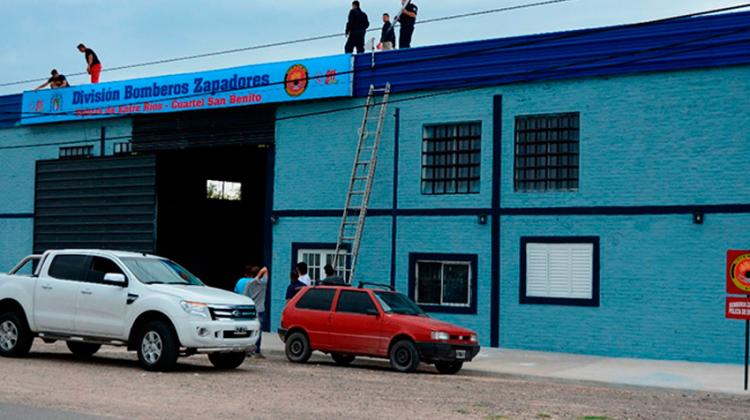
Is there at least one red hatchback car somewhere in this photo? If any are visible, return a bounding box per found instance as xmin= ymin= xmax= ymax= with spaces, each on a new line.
xmin=278 ymin=283 xmax=480 ymax=374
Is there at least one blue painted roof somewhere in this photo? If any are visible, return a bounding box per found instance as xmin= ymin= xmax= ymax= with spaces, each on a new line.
xmin=0 ymin=94 xmax=21 ymax=128
xmin=354 ymin=10 xmax=750 ymax=96
xmin=0 ymin=10 xmax=747 ymax=127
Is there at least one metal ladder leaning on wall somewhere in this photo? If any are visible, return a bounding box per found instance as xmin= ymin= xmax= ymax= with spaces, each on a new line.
xmin=333 ymin=83 xmax=392 ymax=284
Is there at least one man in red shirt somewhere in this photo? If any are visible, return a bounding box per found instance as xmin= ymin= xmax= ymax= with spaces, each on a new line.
xmin=77 ymin=43 xmax=102 ymax=83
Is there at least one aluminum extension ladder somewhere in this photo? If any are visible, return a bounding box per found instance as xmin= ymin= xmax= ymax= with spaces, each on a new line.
xmin=333 ymin=83 xmax=392 ymax=283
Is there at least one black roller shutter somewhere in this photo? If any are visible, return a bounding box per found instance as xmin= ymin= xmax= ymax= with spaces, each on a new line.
xmin=34 ymin=155 xmax=157 ymax=253
xmin=131 ymin=106 xmax=275 ymax=151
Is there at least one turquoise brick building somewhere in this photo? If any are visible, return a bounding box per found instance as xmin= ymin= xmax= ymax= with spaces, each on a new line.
xmin=0 ymin=11 xmax=748 ymax=363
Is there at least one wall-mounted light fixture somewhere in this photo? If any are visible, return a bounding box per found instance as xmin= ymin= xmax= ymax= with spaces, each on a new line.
xmin=270 ymin=215 xmax=279 ymax=225
xmin=693 ymin=211 xmax=704 ymax=225
xmin=478 ymin=214 xmax=488 ymax=225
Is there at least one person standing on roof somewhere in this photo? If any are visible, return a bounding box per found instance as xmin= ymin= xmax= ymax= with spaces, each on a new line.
xmin=397 ymin=0 xmax=418 ymax=49
xmin=380 ymin=13 xmax=396 ymax=51
xmin=77 ymin=43 xmax=102 ymax=84
xmin=345 ymin=1 xmax=370 ymax=54
xmin=35 ymin=69 xmax=70 ymax=90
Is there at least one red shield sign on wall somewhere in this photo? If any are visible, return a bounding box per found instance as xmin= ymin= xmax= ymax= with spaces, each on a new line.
xmin=727 ymin=250 xmax=750 ymax=295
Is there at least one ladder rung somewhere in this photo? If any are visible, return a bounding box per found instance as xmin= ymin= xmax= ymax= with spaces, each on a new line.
xmin=350 ymin=191 xmax=365 ymax=195
xmin=341 ymin=237 xmax=356 ymax=242
xmin=353 ymin=176 xmax=368 ymax=181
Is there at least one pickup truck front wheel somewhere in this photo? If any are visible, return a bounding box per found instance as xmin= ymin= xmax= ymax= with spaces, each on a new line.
xmin=137 ymin=321 xmax=179 ymax=371
xmin=0 ymin=312 xmax=33 ymax=358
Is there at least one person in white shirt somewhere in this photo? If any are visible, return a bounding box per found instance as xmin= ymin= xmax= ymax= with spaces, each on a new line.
xmin=296 ymin=262 xmax=312 ymax=286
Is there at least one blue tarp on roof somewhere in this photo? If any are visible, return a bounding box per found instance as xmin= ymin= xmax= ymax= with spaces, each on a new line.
xmin=354 ymin=11 xmax=750 ymax=96
xmin=0 ymin=94 xmax=21 ymax=128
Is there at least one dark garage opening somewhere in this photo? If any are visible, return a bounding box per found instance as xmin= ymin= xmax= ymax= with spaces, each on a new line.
xmin=155 ymin=145 xmax=268 ymax=291
xmin=129 ymin=106 xmax=276 ymax=291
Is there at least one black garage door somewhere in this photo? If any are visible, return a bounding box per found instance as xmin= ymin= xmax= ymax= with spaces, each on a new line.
xmin=34 ymin=155 xmax=157 ymax=253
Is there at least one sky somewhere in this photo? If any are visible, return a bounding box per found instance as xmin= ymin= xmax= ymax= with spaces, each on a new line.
xmin=0 ymin=0 xmax=743 ymax=95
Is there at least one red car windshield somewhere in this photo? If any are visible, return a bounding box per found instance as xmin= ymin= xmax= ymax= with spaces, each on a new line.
xmin=374 ymin=291 xmax=426 ymax=316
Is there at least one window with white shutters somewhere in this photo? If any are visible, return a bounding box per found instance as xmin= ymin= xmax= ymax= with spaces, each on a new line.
xmin=520 ymin=237 xmax=599 ymax=306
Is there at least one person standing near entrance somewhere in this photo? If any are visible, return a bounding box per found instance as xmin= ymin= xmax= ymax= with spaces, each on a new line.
xmin=397 ymin=0 xmax=418 ymax=49
xmin=77 ymin=43 xmax=102 ymax=83
xmin=242 ymin=266 xmax=268 ymax=358
xmin=286 ymin=271 xmax=306 ymax=300
xmin=323 ymin=264 xmax=345 ymax=285
xmin=345 ymin=1 xmax=369 ymax=54
xmin=296 ymin=262 xmax=312 ymax=286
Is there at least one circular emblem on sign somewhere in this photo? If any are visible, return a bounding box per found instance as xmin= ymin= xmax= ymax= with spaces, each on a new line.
xmin=50 ymin=94 xmax=63 ymax=112
xmin=284 ymin=64 xmax=309 ymax=97
xmin=730 ymin=253 xmax=750 ymax=292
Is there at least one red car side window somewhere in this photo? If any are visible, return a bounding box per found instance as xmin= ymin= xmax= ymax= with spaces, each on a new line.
xmin=335 ymin=291 xmax=377 ymax=315
xmin=295 ymin=288 xmax=336 ymax=311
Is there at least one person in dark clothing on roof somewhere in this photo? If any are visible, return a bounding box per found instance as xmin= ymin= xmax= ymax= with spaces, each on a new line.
xmin=397 ymin=0 xmax=418 ymax=49
xmin=380 ymin=13 xmax=396 ymax=50
xmin=35 ymin=69 xmax=70 ymax=90
xmin=345 ymin=1 xmax=370 ymax=54
xmin=77 ymin=43 xmax=102 ymax=84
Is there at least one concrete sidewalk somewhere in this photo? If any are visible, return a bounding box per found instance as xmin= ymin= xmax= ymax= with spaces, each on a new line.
xmin=260 ymin=332 xmax=749 ymax=395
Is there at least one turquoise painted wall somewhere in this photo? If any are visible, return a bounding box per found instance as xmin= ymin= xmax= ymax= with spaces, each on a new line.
xmin=0 ymin=118 xmax=132 ymax=268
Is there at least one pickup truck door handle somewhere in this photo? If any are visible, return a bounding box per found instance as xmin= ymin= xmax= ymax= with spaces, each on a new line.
xmin=81 ymin=289 xmax=93 ymax=295
xmin=40 ymin=284 xmax=53 ymax=290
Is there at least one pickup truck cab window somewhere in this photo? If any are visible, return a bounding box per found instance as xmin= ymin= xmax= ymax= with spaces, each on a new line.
xmin=336 ymin=290 xmax=377 ymax=315
xmin=120 ymin=257 xmax=203 ymax=286
xmin=87 ymin=256 xmax=127 ymax=285
xmin=295 ymin=288 xmax=335 ymax=311
xmin=48 ymin=255 xmax=89 ymax=282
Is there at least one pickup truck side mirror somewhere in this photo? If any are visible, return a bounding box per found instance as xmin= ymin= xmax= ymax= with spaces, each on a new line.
xmin=104 ymin=273 xmax=127 ymax=286
xmin=366 ymin=308 xmax=380 ymax=317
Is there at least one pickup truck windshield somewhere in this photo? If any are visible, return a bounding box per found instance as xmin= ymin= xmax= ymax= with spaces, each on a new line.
xmin=374 ymin=291 xmax=426 ymax=316
xmin=120 ymin=258 xmax=204 ymax=286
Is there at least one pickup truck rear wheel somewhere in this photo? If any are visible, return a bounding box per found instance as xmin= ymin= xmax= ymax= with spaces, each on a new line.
xmin=435 ymin=361 xmax=464 ymax=374
xmin=137 ymin=321 xmax=179 ymax=371
xmin=208 ymin=352 xmax=246 ymax=369
xmin=66 ymin=342 xmax=101 ymax=358
xmin=331 ymin=353 xmax=355 ymax=366
xmin=0 ymin=312 xmax=33 ymax=358
xmin=285 ymin=331 xmax=311 ymax=363
xmin=389 ymin=339 xmax=420 ymax=373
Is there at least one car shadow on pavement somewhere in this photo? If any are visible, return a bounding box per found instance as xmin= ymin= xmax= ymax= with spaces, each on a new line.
xmin=25 ymin=351 xmax=240 ymax=373
xmin=285 ymin=351 xmax=470 ymax=377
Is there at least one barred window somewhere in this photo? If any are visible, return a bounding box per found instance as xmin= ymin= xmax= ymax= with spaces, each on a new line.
xmin=514 ymin=113 xmax=580 ymax=192
xmin=59 ymin=145 xmax=93 ymax=159
xmin=421 ymin=123 xmax=481 ymax=195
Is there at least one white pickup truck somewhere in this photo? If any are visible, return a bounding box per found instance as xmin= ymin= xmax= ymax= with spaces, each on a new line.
xmin=0 ymin=249 xmax=260 ymax=371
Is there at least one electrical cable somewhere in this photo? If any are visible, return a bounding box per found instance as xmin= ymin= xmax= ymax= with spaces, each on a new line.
xmin=3 ymin=1 xmax=748 ymax=125
xmin=0 ymin=0 xmax=581 ymax=89
xmin=1 ymin=19 xmax=745 ymax=151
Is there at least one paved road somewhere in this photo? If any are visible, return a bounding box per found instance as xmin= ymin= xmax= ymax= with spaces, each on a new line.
xmin=0 ymin=402 xmax=104 ymax=420
xmin=0 ymin=341 xmax=749 ymax=419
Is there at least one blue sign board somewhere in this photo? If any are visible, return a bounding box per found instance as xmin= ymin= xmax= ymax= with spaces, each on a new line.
xmin=21 ymin=54 xmax=353 ymax=125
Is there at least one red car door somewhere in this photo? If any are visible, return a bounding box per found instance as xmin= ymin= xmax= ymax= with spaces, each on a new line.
xmin=329 ymin=290 xmax=383 ymax=355
xmin=292 ymin=288 xmax=337 ymax=351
